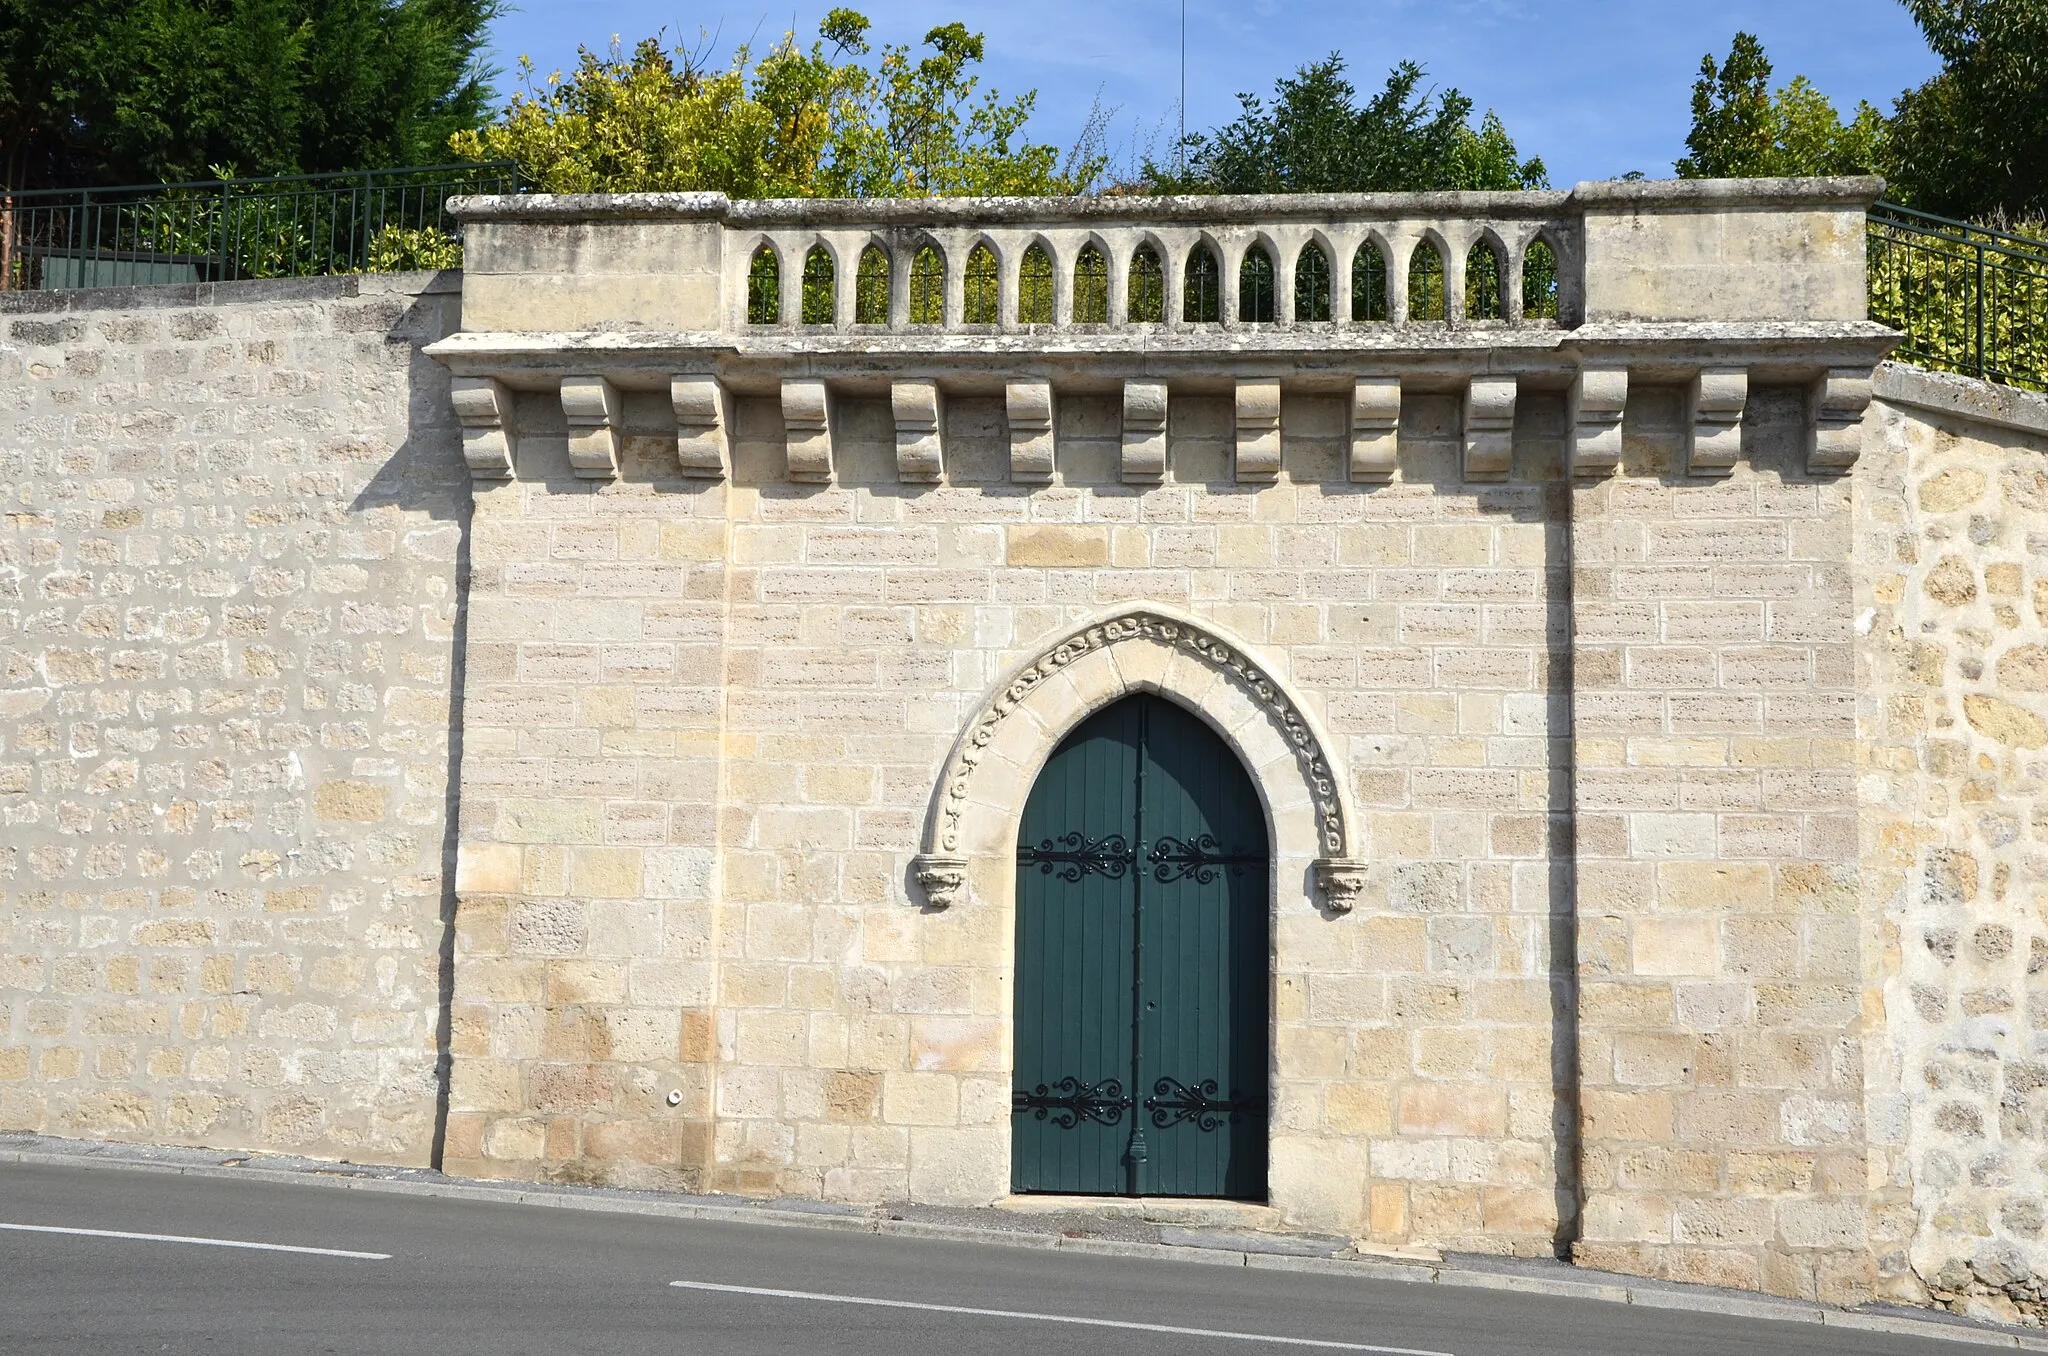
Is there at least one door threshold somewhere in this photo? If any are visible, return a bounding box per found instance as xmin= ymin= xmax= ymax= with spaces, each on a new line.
xmin=996 ymin=1194 xmax=1281 ymax=1228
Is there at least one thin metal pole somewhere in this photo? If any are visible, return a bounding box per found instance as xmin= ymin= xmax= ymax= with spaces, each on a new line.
xmin=1179 ymin=0 xmax=1186 ymax=170
xmin=1975 ymin=242 xmax=1985 ymax=380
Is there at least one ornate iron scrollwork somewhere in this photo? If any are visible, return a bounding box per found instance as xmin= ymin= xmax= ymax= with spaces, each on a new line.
xmin=1012 ymin=1076 xmax=1133 ymax=1128
xmin=1144 ymin=1077 xmax=1264 ymax=1131
xmin=1146 ymin=834 xmax=1265 ymax=884
xmin=1018 ymin=832 xmax=1135 ymax=881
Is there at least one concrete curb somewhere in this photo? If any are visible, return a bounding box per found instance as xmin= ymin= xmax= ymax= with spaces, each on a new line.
xmin=6 ymin=1144 xmax=2044 ymax=1351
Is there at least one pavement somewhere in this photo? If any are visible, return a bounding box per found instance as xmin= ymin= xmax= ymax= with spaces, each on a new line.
xmin=2 ymin=1132 xmax=2042 ymax=1354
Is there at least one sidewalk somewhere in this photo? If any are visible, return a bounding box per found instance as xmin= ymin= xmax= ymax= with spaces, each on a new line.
xmin=3 ymin=1131 xmax=2039 ymax=1351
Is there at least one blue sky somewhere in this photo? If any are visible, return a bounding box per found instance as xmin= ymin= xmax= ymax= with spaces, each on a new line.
xmin=480 ymin=1 xmax=1942 ymax=186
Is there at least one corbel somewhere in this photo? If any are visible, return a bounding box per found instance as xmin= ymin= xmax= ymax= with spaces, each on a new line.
xmin=1463 ymin=375 xmax=1517 ymax=481
xmin=1807 ymin=368 xmax=1872 ymax=473
xmin=1349 ymin=376 xmax=1400 ymax=483
xmin=1121 ymin=380 xmax=1168 ymax=484
xmin=1567 ymin=365 xmax=1627 ymax=478
xmin=1687 ymin=367 xmax=1747 ymax=477
xmin=1234 ymin=379 xmax=1282 ymax=484
xmin=1005 ymin=380 xmax=1056 ymax=485
xmin=892 ymin=380 xmax=945 ymax=483
xmin=671 ymin=376 xmax=731 ymax=479
xmin=1312 ymin=858 xmax=1370 ymax=915
xmin=449 ymin=376 xmax=515 ymax=481
xmin=559 ymin=375 xmax=620 ymax=480
xmin=781 ymin=378 xmax=833 ymax=483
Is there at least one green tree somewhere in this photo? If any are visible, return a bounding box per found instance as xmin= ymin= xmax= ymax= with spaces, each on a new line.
xmin=453 ymin=11 xmax=1101 ymax=199
xmin=1144 ymin=56 xmax=1547 ymax=195
xmin=1888 ymin=0 xmax=2048 ymax=219
xmin=0 ymin=0 xmax=501 ymax=192
xmin=1675 ymin=32 xmax=1887 ymax=179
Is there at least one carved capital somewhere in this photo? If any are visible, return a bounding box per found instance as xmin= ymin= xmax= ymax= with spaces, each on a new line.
xmin=912 ymin=854 xmax=971 ymax=909
xmin=1312 ymin=858 xmax=1370 ymax=914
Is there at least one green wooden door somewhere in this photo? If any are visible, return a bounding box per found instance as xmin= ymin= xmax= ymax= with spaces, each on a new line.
xmin=1011 ymin=694 xmax=1269 ymax=1199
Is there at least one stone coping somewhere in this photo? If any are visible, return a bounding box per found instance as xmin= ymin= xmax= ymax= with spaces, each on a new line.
xmin=445 ymin=177 xmax=1879 ymax=226
xmin=1872 ymin=361 xmax=2048 ymax=439
xmin=2 ymin=1134 xmax=2039 ymax=1350
xmin=0 ymin=269 xmax=458 ymax=315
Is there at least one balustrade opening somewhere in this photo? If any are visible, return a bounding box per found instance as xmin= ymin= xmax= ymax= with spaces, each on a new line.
xmin=855 ymin=245 xmax=889 ymax=325
xmin=1465 ymin=240 xmax=1505 ymax=320
xmin=1074 ymin=244 xmax=1109 ymax=324
xmin=801 ymin=247 xmax=834 ymax=326
xmin=1409 ymin=241 xmax=1446 ymax=321
xmin=1129 ymin=245 xmax=1165 ymax=323
xmin=1019 ymin=244 xmax=1055 ymax=325
xmin=1295 ymin=244 xmax=1331 ymax=321
xmin=1185 ymin=245 xmax=1221 ymax=323
xmin=1353 ymin=243 xmax=1387 ymax=322
xmin=1523 ymin=237 xmax=1559 ymax=320
xmin=909 ymin=244 xmax=944 ymax=326
xmin=747 ymin=246 xmax=780 ymax=325
xmin=965 ymin=243 xmax=999 ymax=325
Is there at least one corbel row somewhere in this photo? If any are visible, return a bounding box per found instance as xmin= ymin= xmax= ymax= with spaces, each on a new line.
xmin=451 ymin=366 xmax=1875 ymax=485
xmin=1566 ymin=364 xmax=1873 ymax=479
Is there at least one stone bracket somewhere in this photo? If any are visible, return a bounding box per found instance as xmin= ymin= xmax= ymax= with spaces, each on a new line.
xmin=1464 ymin=375 xmax=1517 ymax=481
xmin=1311 ymin=858 xmax=1369 ymax=914
xmin=1567 ymin=366 xmax=1627 ymax=478
xmin=782 ymin=379 xmax=834 ymax=483
xmin=1349 ymin=377 xmax=1400 ymax=483
xmin=1807 ymin=368 xmax=1872 ymax=473
xmin=1006 ymin=380 xmax=1056 ymax=485
xmin=911 ymin=853 xmax=969 ymax=910
xmin=560 ymin=375 xmax=621 ymax=480
xmin=671 ymin=376 xmax=732 ymax=479
xmin=450 ymin=375 xmax=515 ymax=481
xmin=1121 ymin=381 xmax=1168 ymax=484
xmin=1687 ymin=367 xmax=1747 ymax=478
xmin=1234 ymin=380 xmax=1282 ymax=484
xmin=892 ymin=380 xmax=945 ymax=483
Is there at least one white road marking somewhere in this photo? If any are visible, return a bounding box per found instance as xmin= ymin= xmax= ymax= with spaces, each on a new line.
xmin=669 ymin=1279 xmax=1456 ymax=1354
xmin=0 ymin=1222 xmax=389 ymax=1259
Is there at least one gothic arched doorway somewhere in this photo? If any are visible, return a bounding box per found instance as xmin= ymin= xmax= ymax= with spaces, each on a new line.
xmin=1010 ymin=693 xmax=1270 ymax=1199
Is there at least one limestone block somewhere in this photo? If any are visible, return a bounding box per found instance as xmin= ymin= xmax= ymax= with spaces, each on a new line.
xmin=1463 ymin=375 xmax=1517 ymax=482
xmin=1349 ymin=376 xmax=1400 ymax=483
xmin=891 ymin=380 xmax=945 ymax=483
xmin=1568 ymin=366 xmax=1628 ymax=478
xmin=781 ymin=379 xmax=833 ymax=483
xmin=1234 ymin=380 xmax=1282 ymax=484
xmin=560 ymin=375 xmax=621 ymax=480
xmin=1121 ymin=380 xmax=1168 ymax=484
xmin=671 ymin=376 xmax=731 ymax=479
xmin=449 ymin=376 xmax=516 ymax=480
xmin=1005 ymin=380 xmax=1055 ymax=484
xmin=1805 ymin=369 xmax=1870 ymax=473
xmin=1686 ymin=368 xmax=1747 ymax=478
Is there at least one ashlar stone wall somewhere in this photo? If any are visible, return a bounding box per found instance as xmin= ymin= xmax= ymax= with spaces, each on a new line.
xmin=0 ymin=274 xmax=466 ymax=1163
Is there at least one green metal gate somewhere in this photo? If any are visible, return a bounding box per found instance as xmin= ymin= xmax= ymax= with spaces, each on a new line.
xmin=1011 ymin=694 xmax=1270 ymax=1199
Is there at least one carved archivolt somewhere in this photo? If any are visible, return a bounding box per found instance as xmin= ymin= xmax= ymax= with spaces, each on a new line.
xmin=919 ymin=608 xmax=1354 ymax=866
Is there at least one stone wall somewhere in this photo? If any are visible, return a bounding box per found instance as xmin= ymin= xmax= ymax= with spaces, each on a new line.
xmin=1858 ymin=365 xmax=2048 ymax=1322
xmin=0 ymin=274 xmax=466 ymax=1163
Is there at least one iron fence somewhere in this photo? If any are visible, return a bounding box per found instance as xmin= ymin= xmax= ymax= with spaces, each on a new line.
xmin=1868 ymin=201 xmax=2048 ymax=393
xmin=0 ymin=161 xmax=519 ymax=292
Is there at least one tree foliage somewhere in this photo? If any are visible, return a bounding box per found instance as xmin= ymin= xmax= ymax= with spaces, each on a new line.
xmin=1888 ymin=0 xmax=2048 ymax=219
xmin=1143 ymin=56 xmax=1547 ymax=195
xmin=1675 ymin=32 xmax=1888 ymax=179
xmin=0 ymin=0 xmax=501 ymax=191
xmin=450 ymin=10 xmax=1101 ymax=198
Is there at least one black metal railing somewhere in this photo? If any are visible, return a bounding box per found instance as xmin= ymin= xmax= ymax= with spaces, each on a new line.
xmin=1869 ymin=201 xmax=2048 ymax=393
xmin=0 ymin=161 xmax=519 ymax=292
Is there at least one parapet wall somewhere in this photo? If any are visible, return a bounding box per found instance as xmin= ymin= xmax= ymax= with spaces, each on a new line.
xmin=0 ymin=273 xmax=465 ymax=1163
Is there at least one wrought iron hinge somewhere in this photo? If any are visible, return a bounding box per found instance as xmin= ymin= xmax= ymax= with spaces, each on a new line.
xmin=1011 ymin=1076 xmax=1133 ymax=1128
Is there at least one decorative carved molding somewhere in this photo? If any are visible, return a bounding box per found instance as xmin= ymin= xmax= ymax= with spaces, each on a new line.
xmin=1349 ymin=377 xmax=1400 ymax=483
xmin=1464 ymin=375 xmax=1517 ymax=481
xmin=1234 ymin=380 xmax=1281 ymax=484
xmin=922 ymin=608 xmax=1354 ymax=872
xmin=449 ymin=376 xmax=516 ymax=480
xmin=1312 ymin=858 xmax=1370 ymax=914
xmin=1687 ymin=367 xmax=1747 ymax=477
xmin=911 ymin=853 xmax=969 ymax=909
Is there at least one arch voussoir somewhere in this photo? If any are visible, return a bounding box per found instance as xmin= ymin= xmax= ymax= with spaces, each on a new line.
xmin=911 ymin=607 xmax=1364 ymax=913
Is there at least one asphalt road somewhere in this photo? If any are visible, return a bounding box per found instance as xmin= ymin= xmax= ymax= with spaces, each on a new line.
xmin=0 ymin=1161 xmax=1990 ymax=1355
